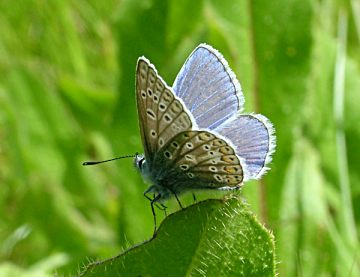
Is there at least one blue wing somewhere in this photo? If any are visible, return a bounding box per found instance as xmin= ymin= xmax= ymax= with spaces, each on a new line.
xmin=215 ymin=114 xmax=276 ymax=181
xmin=172 ymin=44 xmax=244 ymax=130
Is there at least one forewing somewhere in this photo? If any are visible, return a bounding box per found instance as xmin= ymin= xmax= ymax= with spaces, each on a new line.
xmin=215 ymin=114 xmax=276 ymax=181
xmin=152 ymin=130 xmax=243 ymax=192
xmin=136 ymin=58 xmax=193 ymax=163
xmin=172 ymin=44 xmax=244 ymax=130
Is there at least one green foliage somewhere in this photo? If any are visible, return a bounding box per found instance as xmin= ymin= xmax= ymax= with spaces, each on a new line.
xmin=80 ymin=198 xmax=275 ymax=277
xmin=0 ymin=0 xmax=359 ymax=276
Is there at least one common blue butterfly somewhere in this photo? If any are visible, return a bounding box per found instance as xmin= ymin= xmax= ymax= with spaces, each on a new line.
xmin=134 ymin=44 xmax=276 ymax=228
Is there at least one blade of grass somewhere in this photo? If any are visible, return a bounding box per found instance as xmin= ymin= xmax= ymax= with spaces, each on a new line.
xmin=333 ymin=9 xmax=358 ymax=245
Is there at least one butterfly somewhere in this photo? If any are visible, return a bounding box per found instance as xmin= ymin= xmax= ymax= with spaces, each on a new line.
xmin=134 ymin=43 xmax=276 ymax=228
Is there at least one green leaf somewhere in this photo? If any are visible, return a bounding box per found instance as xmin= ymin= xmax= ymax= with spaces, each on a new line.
xmin=80 ymin=197 xmax=275 ymax=277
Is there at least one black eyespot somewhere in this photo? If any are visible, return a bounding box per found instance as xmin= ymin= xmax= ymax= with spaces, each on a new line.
xmin=185 ymin=154 xmax=193 ymax=160
xmin=187 ymin=172 xmax=194 ymax=178
xmin=164 ymin=114 xmax=171 ymax=122
xmin=159 ymin=138 xmax=164 ymax=146
xmin=146 ymin=109 xmax=156 ymax=119
xmin=163 ymin=91 xmax=172 ymax=100
xmin=147 ymin=88 xmax=152 ymax=96
xmin=186 ymin=143 xmax=193 ymax=149
xmin=203 ymin=145 xmax=210 ymax=150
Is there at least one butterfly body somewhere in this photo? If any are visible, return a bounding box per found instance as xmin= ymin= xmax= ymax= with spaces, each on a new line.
xmin=135 ymin=44 xmax=276 ymax=206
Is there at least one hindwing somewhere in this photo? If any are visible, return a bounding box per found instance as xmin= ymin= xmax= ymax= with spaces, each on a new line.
xmin=152 ymin=130 xmax=244 ymax=192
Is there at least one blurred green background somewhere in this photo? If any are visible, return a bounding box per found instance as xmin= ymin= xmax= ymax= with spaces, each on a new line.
xmin=1 ymin=0 xmax=359 ymax=276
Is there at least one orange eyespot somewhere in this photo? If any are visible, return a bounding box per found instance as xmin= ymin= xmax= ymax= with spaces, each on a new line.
xmin=221 ymin=155 xmax=236 ymax=163
xmin=219 ymin=146 xmax=233 ymax=154
xmin=213 ymin=139 xmax=225 ymax=147
xmin=198 ymin=132 xmax=212 ymax=141
xmin=224 ymin=166 xmax=239 ymax=174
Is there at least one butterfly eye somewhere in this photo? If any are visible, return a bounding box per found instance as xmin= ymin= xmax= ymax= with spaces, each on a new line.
xmin=138 ymin=158 xmax=145 ymax=169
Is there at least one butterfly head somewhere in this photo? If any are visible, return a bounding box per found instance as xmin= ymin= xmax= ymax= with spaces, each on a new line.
xmin=134 ymin=153 xmax=146 ymax=171
xmin=134 ymin=153 xmax=153 ymax=182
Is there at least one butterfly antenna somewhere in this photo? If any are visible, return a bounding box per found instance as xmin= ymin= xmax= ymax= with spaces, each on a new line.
xmin=82 ymin=153 xmax=138 ymax=166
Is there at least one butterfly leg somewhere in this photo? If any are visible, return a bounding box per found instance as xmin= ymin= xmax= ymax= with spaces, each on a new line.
xmin=144 ymin=191 xmax=167 ymax=213
xmin=170 ymin=189 xmax=183 ymax=209
xmin=150 ymin=194 xmax=162 ymax=234
xmin=144 ymin=191 xmax=153 ymax=202
xmin=153 ymin=197 xmax=168 ymax=217
xmin=160 ymin=203 xmax=168 ymax=217
xmin=151 ymin=194 xmax=164 ymax=210
xmin=192 ymin=193 xmax=197 ymax=203
xmin=144 ymin=191 xmax=164 ymax=233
